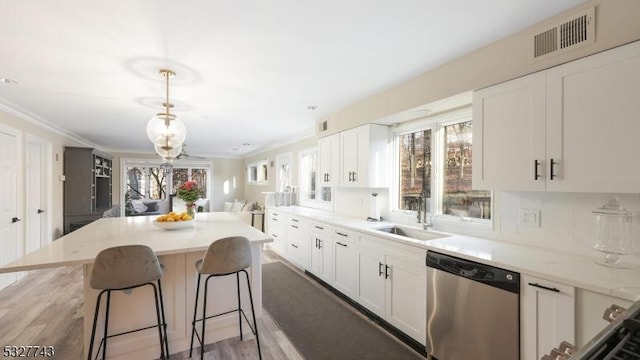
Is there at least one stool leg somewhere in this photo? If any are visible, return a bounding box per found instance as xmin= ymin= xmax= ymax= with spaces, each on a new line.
xmin=151 ymin=283 xmax=166 ymax=360
xmin=87 ymin=290 xmax=105 ymax=360
xmin=243 ymin=270 xmax=262 ymax=360
xmin=236 ymin=272 xmax=243 ymax=340
xmin=189 ymin=273 xmax=202 ymax=358
xmin=101 ymin=290 xmax=111 ymax=360
xmin=201 ymin=276 xmax=211 ymax=359
xmin=157 ymin=279 xmax=170 ymax=358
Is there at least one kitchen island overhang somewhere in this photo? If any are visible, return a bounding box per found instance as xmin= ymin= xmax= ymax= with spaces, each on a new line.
xmin=0 ymin=212 xmax=272 ymax=359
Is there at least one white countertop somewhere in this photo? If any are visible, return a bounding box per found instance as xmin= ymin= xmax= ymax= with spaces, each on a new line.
xmin=0 ymin=212 xmax=272 ymax=273
xmin=270 ymin=206 xmax=640 ymax=301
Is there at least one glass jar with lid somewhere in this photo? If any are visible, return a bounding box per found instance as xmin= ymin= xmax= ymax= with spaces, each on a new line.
xmin=592 ymin=197 xmax=633 ymax=268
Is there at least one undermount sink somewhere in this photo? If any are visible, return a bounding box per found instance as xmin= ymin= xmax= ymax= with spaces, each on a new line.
xmin=375 ymin=225 xmax=446 ymax=241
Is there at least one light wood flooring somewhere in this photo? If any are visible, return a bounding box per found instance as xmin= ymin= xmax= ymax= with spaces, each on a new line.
xmin=0 ymin=250 xmax=415 ymax=359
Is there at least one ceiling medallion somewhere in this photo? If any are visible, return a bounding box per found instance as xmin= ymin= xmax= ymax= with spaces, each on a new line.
xmin=146 ymin=69 xmax=186 ymax=161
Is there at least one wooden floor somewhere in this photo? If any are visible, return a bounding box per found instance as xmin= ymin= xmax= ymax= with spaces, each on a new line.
xmin=0 ymin=250 xmax=414 ymax=359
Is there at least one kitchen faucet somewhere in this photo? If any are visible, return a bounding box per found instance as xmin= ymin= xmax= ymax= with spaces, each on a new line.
xmin=417 ymin=191 xmax=433 ymax=230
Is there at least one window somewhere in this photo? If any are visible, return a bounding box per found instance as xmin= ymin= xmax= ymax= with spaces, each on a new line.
xmin=247 ymin=160 xmax=268 ymax=184
xmin=122 ymin=160 xmax=210 ymax=215
xmin=398 ymin=129 xmax=431 ymax=211
xmin=126 ymin=166 xmax=168 ymax=200
xmin=275 ymin=153 xmax=293 ymax=192
xmin=443 ymin=121 xmax=490 ymax=219
xmin=394 ymin=109 xmax=491 ymax=222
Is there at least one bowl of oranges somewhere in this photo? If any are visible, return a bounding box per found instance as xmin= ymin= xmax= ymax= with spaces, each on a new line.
xmin=153 ymin=211 xmax=194 ymax=230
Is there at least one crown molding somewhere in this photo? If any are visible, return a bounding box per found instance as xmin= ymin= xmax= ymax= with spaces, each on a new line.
xmin=0 ymin=97 xmax=99 ymax=148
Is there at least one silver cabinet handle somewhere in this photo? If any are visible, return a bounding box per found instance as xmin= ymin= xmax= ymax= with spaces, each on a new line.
xmin=336 ymin=242 xmax=347 ymax=247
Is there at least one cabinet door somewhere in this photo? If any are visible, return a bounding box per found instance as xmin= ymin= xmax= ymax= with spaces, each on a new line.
xmin=332 ymin=231 xmax=358 ymax=299
xmin=340 ymin=128 xmax=359 ymax=186
xmin=357 ymin=246 xmax=386 ymax=317
xmin=310 ymin=222 xmax=333 ymax=284
xmin=319 ymin=134 xmax=340 ymax=187
xmin=472 ymin=72 xmax=546 ymax=191
xmin=546 ymin=41 xmax=640 ymax=193
xmin=521 ymin=275 xmax=575 ymax=360
xmin=385 ymin=254 xmax=427 ymax=346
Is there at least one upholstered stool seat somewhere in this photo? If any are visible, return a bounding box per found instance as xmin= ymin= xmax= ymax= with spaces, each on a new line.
xmin=189 ymin=236 xmax=262 ymax=359
xmin=87 ymin=245 xmax=169 ymax=360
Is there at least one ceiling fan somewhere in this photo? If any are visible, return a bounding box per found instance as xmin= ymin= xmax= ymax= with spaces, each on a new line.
xmin=176 ymin=144 xmax=206 ymax=160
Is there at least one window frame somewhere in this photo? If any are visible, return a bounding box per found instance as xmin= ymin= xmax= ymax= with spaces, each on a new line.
xmin=391 ymin=107 xmax=492 ymax=227
xmin=120 ymin=158 xmax=212 ymax=214
xmin=246 ymin=159 xmax=269 ymax=185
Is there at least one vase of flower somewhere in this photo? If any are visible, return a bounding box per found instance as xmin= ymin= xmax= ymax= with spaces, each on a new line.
xmin=176 ymin=181 xmax=202 ymax=220
xmin=185 ymin=201 xmax=196 ymax=218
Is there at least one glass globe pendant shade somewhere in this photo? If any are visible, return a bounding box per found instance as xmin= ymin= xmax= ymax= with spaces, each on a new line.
xmin=154 ymin=143 xmax=182 ymax=159
xmin=153 ymin=134 xmax=182 ymax=150
xmin=146 ymin=115 xmax=187 ymax=145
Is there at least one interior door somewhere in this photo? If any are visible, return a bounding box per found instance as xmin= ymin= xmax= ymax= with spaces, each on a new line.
xmin=0 ymin=127 xmax=19 ymax=289
xmin=26 ymin=138 xmax=48 ymax=254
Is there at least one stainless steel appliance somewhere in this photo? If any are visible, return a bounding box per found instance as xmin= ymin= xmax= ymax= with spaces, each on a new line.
xmin=426 ymin=251 xmax=520 ymax=360
xmin=562 ymin=300 xmax=640 ymax=359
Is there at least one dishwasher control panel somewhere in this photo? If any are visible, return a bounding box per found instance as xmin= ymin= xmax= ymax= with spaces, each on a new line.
xmin=426 ymin=250 xmax=520 ymax=294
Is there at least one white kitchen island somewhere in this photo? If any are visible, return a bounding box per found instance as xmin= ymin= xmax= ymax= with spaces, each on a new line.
xmin=0 ymin=212 xmax=272 ymax=359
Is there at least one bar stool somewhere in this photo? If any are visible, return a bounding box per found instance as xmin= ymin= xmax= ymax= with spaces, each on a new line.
xmin=189 ymin=236 xmax=262 ymax=359
xmin=87 ymin=245 xmax=169 ymax=360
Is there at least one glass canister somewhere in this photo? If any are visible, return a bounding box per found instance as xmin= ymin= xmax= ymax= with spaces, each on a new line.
xmin=592 ymin=197 xmax=633 ymax=268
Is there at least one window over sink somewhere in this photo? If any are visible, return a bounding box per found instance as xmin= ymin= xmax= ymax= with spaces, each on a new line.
xmin=394 ymin=107 xmax=491 ymax=223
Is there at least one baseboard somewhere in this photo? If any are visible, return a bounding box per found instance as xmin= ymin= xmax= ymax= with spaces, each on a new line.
xmin=304 ymin=270 xmax=426 ymax=356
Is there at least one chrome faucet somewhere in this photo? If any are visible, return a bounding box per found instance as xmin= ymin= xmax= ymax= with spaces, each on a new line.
xmin=417 ymin=191 xmax=433 ymax=229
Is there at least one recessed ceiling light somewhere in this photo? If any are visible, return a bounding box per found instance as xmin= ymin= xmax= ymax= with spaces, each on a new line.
xmin=0 ymin=78 xmax=19 ymax=84
xmin=307 ymin=105 xmax=318 ymax=110
xmin=243 ymin=143 xmax=251 ymax=146
xmin=232 ymin=147 xmax=239 ymax=151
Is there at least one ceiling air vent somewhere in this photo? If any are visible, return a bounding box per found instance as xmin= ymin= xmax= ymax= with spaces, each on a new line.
xmin=532 ymin=7 xmax=595 ymax=61
xmin=318 ymin=120 xmax=328 ymax=134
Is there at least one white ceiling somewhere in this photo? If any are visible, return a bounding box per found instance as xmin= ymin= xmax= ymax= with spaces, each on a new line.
xmin=0 ymin=0 xmax=586 ymax=157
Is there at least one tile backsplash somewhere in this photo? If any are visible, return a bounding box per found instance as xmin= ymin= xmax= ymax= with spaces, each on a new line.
xmin=498 ymin=192 xmax=640 ymax=265
xmin=335 ymin=188 xmax=640 ymax=266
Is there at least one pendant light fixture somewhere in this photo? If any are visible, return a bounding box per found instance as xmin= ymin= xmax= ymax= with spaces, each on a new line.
xmin=146 ymin=69 xmax=187 ymax=160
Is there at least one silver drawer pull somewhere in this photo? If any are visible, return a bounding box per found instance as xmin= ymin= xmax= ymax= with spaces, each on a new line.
xmin=336 ymin=242 xmax=347 ymax=247
xmin=336 ymin=232 xmax=348 ymax=237
xmin=314 ymin=225 xmax=324 ymax=230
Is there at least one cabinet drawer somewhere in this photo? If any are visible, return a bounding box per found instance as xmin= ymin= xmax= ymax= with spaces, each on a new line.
xmin=333 ymin=227 xmax=355 ymax=243
xmin=310 ymin=221 xmax=332 ymax=236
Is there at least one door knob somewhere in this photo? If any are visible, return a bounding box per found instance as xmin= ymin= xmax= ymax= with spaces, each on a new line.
xmin=11 ymin=217 xmax=21 ymax=223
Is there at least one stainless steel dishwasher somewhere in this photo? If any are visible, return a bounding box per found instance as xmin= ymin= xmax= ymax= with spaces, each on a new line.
xmin=426 ymin=251 xmax=520 ymax=360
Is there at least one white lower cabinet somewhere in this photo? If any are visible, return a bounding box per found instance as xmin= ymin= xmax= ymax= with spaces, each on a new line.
xmin=384 ymin=253 xmax=426 ymax=344
xmin=285 ymin=216 xmax=310 ymax=269
xmin=266 ymin=209 xmax=285 ymax=255
xmin=521 ymin=274 xmax=575 ymax=360
xmin=309 ymin=221 xmax=333 ymax=284
xmin=358 ymin=245 xmax=386 ymax=317
xmin=332 ymin=227 xmax=359 ymax=300
xmin=358 ymin=234 xmax=427 ymax=346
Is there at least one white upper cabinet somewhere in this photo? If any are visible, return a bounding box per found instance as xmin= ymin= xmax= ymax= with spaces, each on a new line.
xmin=473 ymin=72 xmax=546 ymax=191
xmin=473 ymin=41 xmax=640 ymax=192
xmin=546 ymin=41 xmax=640 ymax=192
xmin=340 ymin=124 xmax=389 ymax=188
xmin=318 ymin=133 xmax=340 ymax=188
